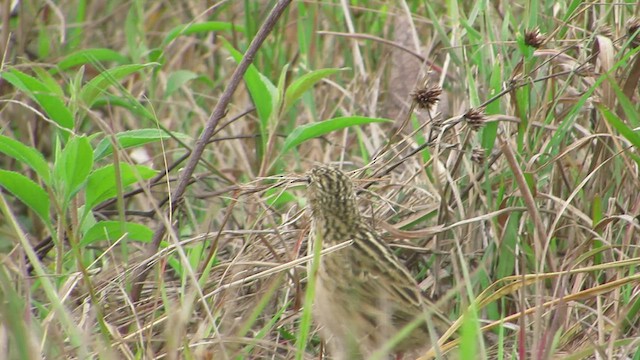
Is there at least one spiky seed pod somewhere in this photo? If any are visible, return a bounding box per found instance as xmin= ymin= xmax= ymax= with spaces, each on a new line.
xmin=411 ymin=86 xmax=442 ymax=111
xmin=524 ymin=28 xmax=546 ymax=48
xmin=464 ymin=107 xmax=487 ymax=131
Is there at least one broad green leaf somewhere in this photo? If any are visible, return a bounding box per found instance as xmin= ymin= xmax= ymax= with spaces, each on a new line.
xmin=93 ymin=95 xmax=156 ymax=122
xmin=55 ymin=48 xmax=130 ymax=72
xmin=165 ymin=70 xmax=199 ymax=98
xmin=264 ymin=188 xmax=296 ymax=208
xmin=0 ymin=170 xmax=51 ymax=226
xmin=79 ymin=204 xmax=98 ymax=235
xmin=162 ymin=21 xmax=245 ymax=46
xmin=81 ymin=221 xmax=153 ymax=246
xmin=85 ymin=163 xmax=157 ymax=210
xmin=219 ymin=37 xmax=277 ymax=130
xmin=282 ymin=116 xmax=392 ymax=153
xmin=148 ymin=48 xmax=165 ymax=64
xmin=80 ymin=63 xmax=159 ymax=108
xmin=37 ymin=24 xmax=51 ymax=58
xmin=283 ymin=68 xmax=345 ymax=113
xmin=276 ymin=64 xmax=289 ymax=116
xmin=53 ymin=136 xmax=93 ymax=203
xmin=459 ymin=306 xmax=479 ymax=360
xmin=599 ymin=104 xmax=640 ymax=149
xmin=0 ymin=135 xmax=50 ymax=185
xmin=0 ymin=69 xmax=74 ymax=130
xmin=93 ymin=129 xmax=190 ymax=161
xmin=611 ymin=77 xmax=640 ymax=128
xmin=33 ymin=67 xmax=64 ymax=98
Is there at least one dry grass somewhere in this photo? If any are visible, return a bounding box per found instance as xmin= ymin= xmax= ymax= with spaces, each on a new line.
xmin=1 ymin=1 xmax=640 ymax=359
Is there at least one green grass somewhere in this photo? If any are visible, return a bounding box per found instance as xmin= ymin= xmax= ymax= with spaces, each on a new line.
xmin=1 ymin=1 xmax=640 ymax=359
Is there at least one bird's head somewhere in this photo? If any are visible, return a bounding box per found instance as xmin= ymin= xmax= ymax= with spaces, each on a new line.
xmin=306 ymin=165 xmax=359 ymax=225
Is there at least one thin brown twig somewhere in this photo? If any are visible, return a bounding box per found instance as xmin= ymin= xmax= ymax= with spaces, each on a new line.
xmin=128 ymin=0 xmax=294 ymax=307
xmin=317 ymin=30 xmax=445 ymax=75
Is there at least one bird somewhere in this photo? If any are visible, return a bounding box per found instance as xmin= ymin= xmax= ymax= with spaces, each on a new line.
xmin=306 ymin=165 xmax=449 ymax=359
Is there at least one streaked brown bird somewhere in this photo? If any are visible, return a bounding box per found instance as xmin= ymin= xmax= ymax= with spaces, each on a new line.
xmin=306 ymin=165 xmax=449 ymax=359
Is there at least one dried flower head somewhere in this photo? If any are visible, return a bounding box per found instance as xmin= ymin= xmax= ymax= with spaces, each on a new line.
xmin=627 ymin=18 xmax=640 ymax=48
xmin=411 ymin=85 xmax=442 ymax=111
xmin=464 ymin=107 xmax=486 ymax=131
xmin=471 ymin=148 xmax=485 ymax=165
xmin=524 ymin=28 xmax=546 ymax=48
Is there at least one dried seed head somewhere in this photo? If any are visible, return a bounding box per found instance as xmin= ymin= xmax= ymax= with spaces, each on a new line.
xmin=524 ymin=28 xmax=546 ymax=48
xmin=627 ymin=18 xmax=640 ymax=48
xmin=471 ymin=148 xmax=485 ymax=165
xmin=464 ymin=107 xmax=486 ymax=131
xmin=411 ymin=86 xmax=442 ymax=111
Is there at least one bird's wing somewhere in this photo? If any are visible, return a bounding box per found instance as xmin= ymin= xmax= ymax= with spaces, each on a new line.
xmin=352 ymin=224 xmax=449 ymax=330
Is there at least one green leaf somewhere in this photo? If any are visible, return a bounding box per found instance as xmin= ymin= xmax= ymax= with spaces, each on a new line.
xmin=93 ymin=129 xmax=190 ymax=161
xmin=264 ymin=188 xmax=296 ymax=208
xmin=165 ymin=70 xmax=199 ymax=98
xmin=599 ymin=104 xmax=640 ymax=148
xmin=283 ymin=68 xmax=344 ymax=113
xmin=65 ymin=0 xmax=86 ymax=51
xmin=219 ymin=37 xmax=277 ymax=132
xmin=85 ymin=163 xmax=157 ymax=210
xmin=0 ymin=170 xmax=51 ymax=226
xmin=282 ymin=116 xmax=392 ymax=153
xmin=33 ymin=67 xmax=64 ymax=98
xmin=53 ymin=136 xmax=93 ymax=203
xmin=0 ymin=135 xmax=50 ymax=185
xmin=80 ymin=63 xmax=159 ymax=108
xmin=37 ymin=23 xmax=51 ymax=58
xmin=0 ymin=69 xmax=74 ymax=130
xmin=162 ymin=21 xmax=245 ymax=46
xmin=611 ymin=76 xmax=640 ymax=128
xmin=459 ymin=306 xmax=479 ymax=360
xmin=93 ymin=95 xmax=157 ymax=122
xmin=81 ymin=221 xmax=153 ymax=246
xmin=481 ymin=59 xmax=501 ymax=154
xmin=55 ymin=48 xmax=130 ymax=73
xmin=275 ymin=64 xmax=289 ymax=116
